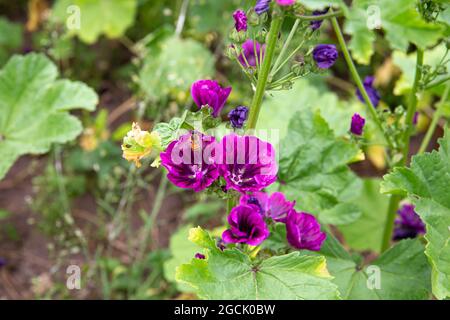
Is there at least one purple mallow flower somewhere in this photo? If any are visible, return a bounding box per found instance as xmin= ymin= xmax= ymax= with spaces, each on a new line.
xmin=310 ymin=8 xmax=330 ymax=30
xmin=255 ymin=0 xmax=271 ymax=15
xmin=222 ymin=204 xmax=270 ymax=246
xmin=276 ymin=0 xmax=295 ymax=6
xmin=228 ymin=106 xmax=249 ymax=129
xmin=218 ymin=134 xmax=278 ymax=193
xmin=356 ymin=76 xmax=380 ymax=107
xmin=233 ymin=10 xmax=247 ymax=32
xmin=393 ymin=204 xmax=426 ymax=240
xmin=286 ymin=210 xmax=326 ymax=251
xmin=240 ymin=191 xmax=294 ymax=223
xmin=350 ymin=113 xmax=366 ymax=136
xmin=191 ymin=80 xmax=232 ymax=117
xmin=160 ymin=131 xmax=219 ymax=192
xmin=239 ymin=40 xmax=265 ymax=68
xmin=313 ymin=44 xmax=338 ymax=69
xmin=195 ymin=253 xmax=206 ymax=259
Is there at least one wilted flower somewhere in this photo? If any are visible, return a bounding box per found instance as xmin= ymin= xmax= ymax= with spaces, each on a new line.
xmin=356 ymin=76 xmax=380 ymax=107
xmin=286 ymin=210 xmax=326 ymax=251
xmin=310 ymin=8 xmax=330 ymax=30
xmin=160 ymin=131 xmax=219 ymax=192
xmin=222 ymin=204 xmax=270 ymax=246
xmin=255 ymin=0 xmax=271 ymax=15
xmin=228 ymin=106 xmax=249 ymax=129
xmin=393 ymin=204 xmax=426 ymax=240
xmin=191 ymin=80 xmax=232 ymax=117
xmin=121 ymin=123 xmax=161 ymax=167
xmin=238 ymin=40 xmax=266 ymax=68
xmin=233 ymin=9 xmax=247 ymax=32
xmin=240 ymin=191 xmax=294 ymax=222
xmin=350 ymin=113 xmax=366 ymax=136
xmin=218 ymin=134 xmax=278 ymax=193
xmin=313 ymin=44 xmax=338 ymax=69
xmin=194 ymin=253 xmax=206 ymax=259
xmin=276 ymin=0 xmax=295 ymax=6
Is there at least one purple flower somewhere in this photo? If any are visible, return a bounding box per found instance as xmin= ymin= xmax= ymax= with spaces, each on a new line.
xmin=313 ymin=44 xmax=338 ymax=69
xmin=222 ymin=204 xmax=270 ymax=246
xmin=191 ymin=80 xmax=232 ymax=117
xmin=195 ymin=253 xmax=206 ymax=259
xmin=240 ymin=191 xmax=295 ymax=222
xmin=276 ymin=0 xmax=295 ymax=6
xmin=350 ymin=113 xmax=366 ymax=136
xmin=160 ymin=131 xmax=220 ymax=192
xmin=356 ymin=76 xmax=380 ymax=107
xmin=218 ymin=134 xmax=278 ymax=193
xmin=393 ymin=204 xmax=426 ymax=240
xmin=238 ymin=40 xmax=265 ymax=68
xmin=228 ymin=106 xmax=249 ymax=129
xmin=233 ymin=10 xmax=247 ymax=32
xmin=286 ymin=210 xmax=326 ymax=251
xmin=310 ymin=8 xmax=330 ymax=30
xmin=255 ymin=0 xmax=271 ymax=15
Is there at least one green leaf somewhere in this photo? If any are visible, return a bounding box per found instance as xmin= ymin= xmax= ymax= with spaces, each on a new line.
xmin=189 ymin=0 xmax=241 ymax=34
xmin=153 ymin=117 xmax=184 ymax=150
xmin=0 ymin=17 xmax=23 ymax=66
xmin=52 ymin=0 xmax=137 ymax=44
xmin=139 ymin=36 xmax=215 ymax=100
xmin=321 ymin=235 xmax=431 ymax=299
xmin=0 ymin=209 xmax=12 ymax=220
xmin=0 ymin=53 xmax=98 ymax=180
xmin=339 ymin=179 xmax=390 ymax=253
xmin=277 ymin=110 xmax=363 ymax=225
xmin=381 ymin=128 xmax=450 ymax=299
xmin=176 ymin=227 xmax=340 ymax=300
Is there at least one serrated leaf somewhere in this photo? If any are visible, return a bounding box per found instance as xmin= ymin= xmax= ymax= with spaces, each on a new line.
xmin=381 ymin=128 xmax=450 ymax=299
xmin=321 ymin=235 xmax=431 ymax=299
xmin=139 ymin=36 xmax=215 ymax=100
xmin=344 ymin=6 xmax=375 ymax=65
xmin=176 ymin=227 xmax=340 ymax=300
xmin=153 ymin=116 xmax=184 ymax=150
xmin=0 ymin=53 xmax=98 ymax=180
xmin=277 ymin=110 xmax=363 ymax=225
xmin=52 ymin=0 xmax=137 ymax=44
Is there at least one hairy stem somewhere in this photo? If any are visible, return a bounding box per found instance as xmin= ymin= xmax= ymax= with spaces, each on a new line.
xmin=418 ymin=82 xmax=450 ymax=154
xmin=270 ymin=19 xmax=300 ymax=80
xmin=247 ymin=15 xmax=284 ymax=129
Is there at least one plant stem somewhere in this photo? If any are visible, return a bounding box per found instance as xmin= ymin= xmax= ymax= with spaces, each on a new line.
xmin=270 ymin=19 xmax=300 ymax=79
xmin=381 ymin=195 xmax=401 ymax=252
xmin=296 ymin=10 xmax=343 ymax=21
xmin=175 ymin=0 xmax=189 ymax=37
xmin=247 ymin=15 xmax=284 ymax=129
xmin=425 ymin=75 xmax=450 ymax=89
xmin=330 ymin=13 xmax=393 ymax=149
xmin=418 ymin=82 xmax=450 ymax=154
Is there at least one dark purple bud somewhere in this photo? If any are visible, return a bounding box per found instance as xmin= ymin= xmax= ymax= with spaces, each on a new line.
xmin=286 ymin=210 xmax=326 ymax=251
xmin=216 ymin=238 xmax=226 ymax=251
xmin=194 ymin=253 xmax=206 ymax=259
xmin=233 ymin=9 xmax=248 ymax=32
xmin=228 ymin=106 xmax=249 ymax=129
xmin=238 ymin=39 xmax=265 ymax=68
xmin=413 ymin=112 xmax=419 ymax=125
xmin=310 ymin=8 xmax=330 ymax=30
xmin=356 ymin=76 xmax=381 ymax=107
xmin=222 ymin=204 xmax=270 ymax=246
xmin=255 ymin=0 xmax=271 ymax=15
xmin=312 ymin=44 xmax=338 ymax=69
xmin=350 ymin=113 xmax=366 ymax=136
xmin=393 ymin=204 xmax=426 ymax=241
xmin=191 ymin=80 xmax=232 ymax=117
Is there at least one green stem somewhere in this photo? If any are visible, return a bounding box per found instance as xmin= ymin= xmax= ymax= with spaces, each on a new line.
xmin=418 ymin=82 xmax=450 ymax=154
xmin=381 ymin=195 xmax=402 ymax=252
xmin=270 ymin=19 xmax=300 ymax=79
xmin=296 ymin=10 xmax=343 ymax=21
xmin=330 ymin=13 xmax=393 ymax=149
xmin=247 ymin=15 xmax=284 ymax=129
xmin=425 ymin=75 xmax=450 ymax=90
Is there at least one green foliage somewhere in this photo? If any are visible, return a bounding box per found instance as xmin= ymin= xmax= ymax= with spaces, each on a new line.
xmin=0 ymin=209 xmax=12 ymax=220
xmin=277 ymin=110 xmax=363 ymax=225
xmin=176 ymin=227 xmax=340 ymax=300
xmin=139 ymin=36 xmax=215 ymax=100
xmin=0 ymin=53 xmax=98 ymax=180
xmin=381 ymin=128 xmax=450 ymax=299
xmin=189 ymin=0 xmax=241 ymax=34
xmin=52 ymin=0 xmax=138 ymax=44
xmin=321 ymin=235 xmax=431 ymax=299
xmin=0 ymin=17 xmax=22 ymax=66
xmin=339 ymin=179 xmax=390 ymax=253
